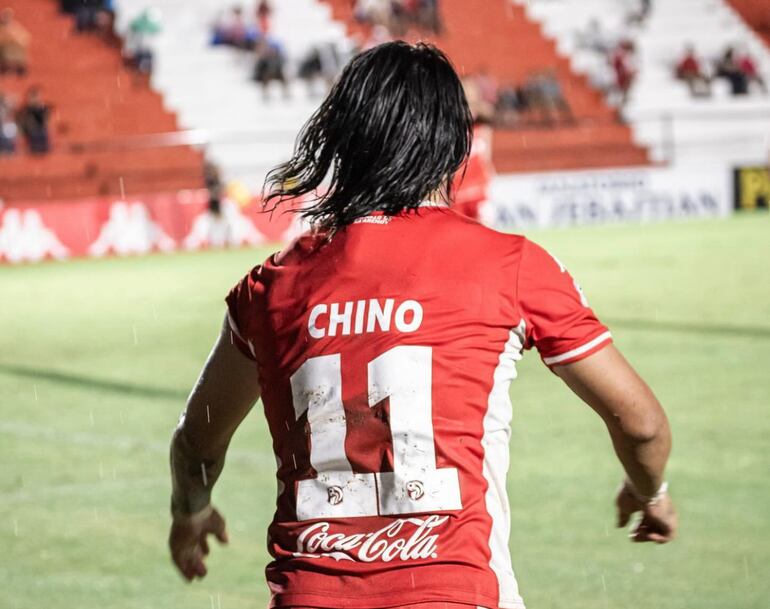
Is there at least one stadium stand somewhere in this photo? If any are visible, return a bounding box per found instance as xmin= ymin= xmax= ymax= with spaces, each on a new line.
xmin=105 ymin=0 xmax=651 ymax=189
xmin=325 ymin=0 xmax=650 ymax=173
xmin=0 ymin=0 xmax=204 ymax=201
xmin=517 ymin=0 xmax=770 ymax=165
xmin=3 ymin=0 xmax=763 ymax=205
xmin=113 ymin=0 xmax=352 ymax=193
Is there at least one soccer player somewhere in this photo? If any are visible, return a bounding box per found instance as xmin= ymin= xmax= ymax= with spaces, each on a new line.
xmin=168 ymin=42 xmax=676 ymax=609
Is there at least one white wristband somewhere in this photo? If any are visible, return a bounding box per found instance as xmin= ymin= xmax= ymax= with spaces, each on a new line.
xmin=627 ymin=480 xmax=668 ymax=505
xmin=172 ymin=503 xmax=213 ymax=523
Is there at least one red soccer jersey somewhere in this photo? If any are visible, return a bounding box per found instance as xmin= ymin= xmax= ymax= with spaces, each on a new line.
xmin=226 ymin=207 xmax=612 ymax=609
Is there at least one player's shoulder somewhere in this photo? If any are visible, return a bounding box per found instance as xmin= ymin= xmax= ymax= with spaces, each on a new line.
xmin=436 ymin=207 xmax=529 ymax=255
xmin=449 ymin=207 xmax=516 ymax=237
xmin=435 ymin=211 xmax=570 ymax=281
xmin=268 ymin=228 xmax=328 ymax=268
xmin=230 ymin=232 xmax=317 ymax=293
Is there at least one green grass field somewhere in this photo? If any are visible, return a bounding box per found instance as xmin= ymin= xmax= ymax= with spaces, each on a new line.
xmin=1 ymin=215 xmax=769 ymax=609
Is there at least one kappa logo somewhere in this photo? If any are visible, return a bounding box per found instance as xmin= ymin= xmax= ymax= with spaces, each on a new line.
xmin=183 ymin=199 xmax=264 ymax=249
xmin=327 ymin=486 xmax=344 ymax=506
xmin=0 ymin=208 xmax=69 ymax=263
xmin=406 ymin=480 xmax=425 ymax=501
xmin=294 ymin=514 xmax=448 ymax=563
xmin=89 ymin=201 xmax=175 ymax=256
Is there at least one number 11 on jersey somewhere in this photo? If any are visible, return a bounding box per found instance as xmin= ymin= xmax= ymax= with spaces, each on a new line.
xmin=290 ymin=346 xmax=462 ymax=521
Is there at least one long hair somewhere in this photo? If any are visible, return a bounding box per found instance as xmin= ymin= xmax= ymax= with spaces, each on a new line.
xmin=263 ymin=41 xmax=473 ymax=230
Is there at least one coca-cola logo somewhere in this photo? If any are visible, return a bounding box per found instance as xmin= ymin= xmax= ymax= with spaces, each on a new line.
xmin=294 ymin=515 xmax=449 ymax=563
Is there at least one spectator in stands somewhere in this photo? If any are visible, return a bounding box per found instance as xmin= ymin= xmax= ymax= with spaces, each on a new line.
xmin=125 ymin=8 xmax=162 ymax=77
xmin=299 ymin=42 xmax=346 ymax=96
xmin=715 ymin=46 xmax=749 ymax=95
xmin=525 ymin=70 xmax=573 ymax=125
xmin=253 ymin=36 xmax=289 ymax=100
xmin=462 ymin=76 xmax=495 ymax=124
xmin=212 ymin=6 xmax=259 ymax=50
xmin=388 ymin=0 xmax=411 ymax=37
xmin=354 ymin=0 xmax=440 ymax=37
xmin=0 ymin=8 xmax=29 ymax=76
xmin=60 ymin=0 xmax=79 ymax=13
xmin=737 ymin=48 xmax=767 ymax=94
xmin=354 ymin=0 xmax=392 ymax=30
xmin=204 ymin=161 xmax=224 ymax=217
xmin=0 ymin=92 xmax=17 ymax=155
xmin=256 ymin=1 xmax=272 ymax=34
xmin=675 ymin=44 xmax=711 ymax=97
xmin=416 ymin=0 xmax=442 ymax=35
xmin=577 ymin=18 xmax=613 ymax=55
xmin=627 ymin=0 xmax=652 ymax=25
xmin=495 ymin=85 xmax=522 ymax=126
xmin=610 ymin=39 xmax=637 ymax=106
xmin=475 ymin=68 xmax=499 ymax=112
xmin=74 ymin=0 xmax=106 ymax=32
xmin=16 ymin=87 xmax=52 ymax=155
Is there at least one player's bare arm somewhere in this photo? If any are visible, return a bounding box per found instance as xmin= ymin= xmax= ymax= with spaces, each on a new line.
xmin=168 ymin=315 xmax=261 ymax=581
xmin=554 ymin=344 xmax=677 ymax=544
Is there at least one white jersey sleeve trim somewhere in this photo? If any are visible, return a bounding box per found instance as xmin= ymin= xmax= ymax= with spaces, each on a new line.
xmin=227 ymin=309 xmax=257 ymax=358
xmin=227 ymin=309 xmax=246 ymax=342
xmin=542 ymin=331 xmax=612 ymax=366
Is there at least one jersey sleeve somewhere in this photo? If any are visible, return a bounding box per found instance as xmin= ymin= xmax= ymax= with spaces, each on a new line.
xmin=225 ymin=265 xmax=265 ymax=361
xmin=517 ymin=239 xmax=612 ymax=367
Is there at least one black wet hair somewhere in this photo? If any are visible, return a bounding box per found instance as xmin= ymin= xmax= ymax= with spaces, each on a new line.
xmin=263 ymin=41 xmax=473 ymax=230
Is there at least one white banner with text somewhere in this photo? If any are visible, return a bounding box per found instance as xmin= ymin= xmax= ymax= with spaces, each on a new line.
xmin=486 ymin=165 xmax=732 ymax=230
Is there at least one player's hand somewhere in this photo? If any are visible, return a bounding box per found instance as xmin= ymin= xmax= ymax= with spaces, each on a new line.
xmin=169 ymin=505 xmax=229 ymax=581
xmin=616 ymin=482 xmax=677 ymax=544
